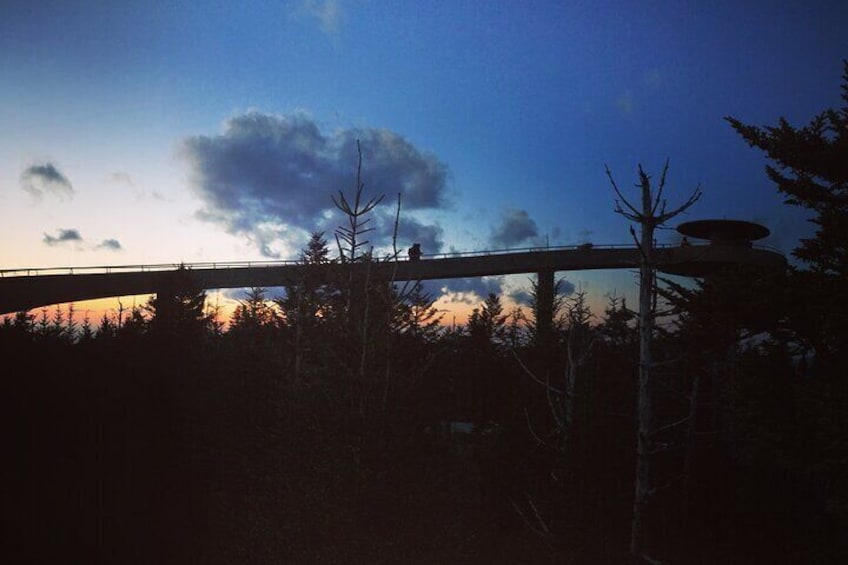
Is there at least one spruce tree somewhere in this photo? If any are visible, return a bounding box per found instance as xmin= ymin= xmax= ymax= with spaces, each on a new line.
xmin=725 ymin=59 xmax=848 ymax=370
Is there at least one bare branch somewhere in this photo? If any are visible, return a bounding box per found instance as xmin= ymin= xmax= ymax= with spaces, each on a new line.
xmin=638 ymin=552 xmax=665 ymax=565
xmin=510 ymin=496 xmax=552 ymax=538
xmin=523 ymin=408 xmax=560 ymax=451
xmin=650 ymin=159 xmax=670 ymax=216
xmin=656 ymin=184 xmax=703 ymax=224
xmin=526 ymin=493 xmax=552 ymax=536
xmin=546 ymin=369 xmax=565 ymax=430
xmin=650 ymin=415 xmax=690 ymax=436
xmin=511 ymin=348 xmax=564 ymax=395
xmin=629 ymin=225 xmax=648 ymax=262
xmin=391 ymin=192 xmax=402 ymax=260
xmin=606 ymin=164 xmax=643 ymax=219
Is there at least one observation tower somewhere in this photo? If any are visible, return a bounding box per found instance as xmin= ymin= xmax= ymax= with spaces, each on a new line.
xmin=656 ymin=219 xmax=783 ymax=277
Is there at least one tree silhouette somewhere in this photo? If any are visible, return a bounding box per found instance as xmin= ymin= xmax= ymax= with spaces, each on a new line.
xmin=145 ymin=264 xmax=211 ymax=344
xmin=606 ymin=160 xmax=701 ymax=561
xmin=527 ymin=276 xmax=568 ymax=349
xmin=725 ymin=60 xmax=848 ymax=276
xmin=228 ymin=287 xmax=280 ymax=341
xmin=277 ymin=232 xmax=336 ymax=381
xmin=726 ymin=59 xmax=848 ymax=371
xmin=332 ymin=140 xmax=385 ymax=264
xmin=394 ymin=281 xmax=443 ymax=342
xmin=467 ymin=292 xmax=508 ymax=350
xmin=598 ymin=293 xmax=636 ymax=348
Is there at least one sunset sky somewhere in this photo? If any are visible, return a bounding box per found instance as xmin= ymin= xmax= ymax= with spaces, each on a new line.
xmin=1 ymin=1 xmax=846 ymax=323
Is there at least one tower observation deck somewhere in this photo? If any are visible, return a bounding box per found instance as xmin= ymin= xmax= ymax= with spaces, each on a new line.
xmin=659 ymin=219 xmax=780 ymax=277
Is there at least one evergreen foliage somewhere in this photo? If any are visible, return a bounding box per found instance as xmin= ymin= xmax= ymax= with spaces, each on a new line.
xmin=726 ymin=60 xmax=848 ymax=370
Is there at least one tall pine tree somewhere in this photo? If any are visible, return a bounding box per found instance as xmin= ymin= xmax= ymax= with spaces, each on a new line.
xmin=725 ymin=59 xmax=848 ymax=371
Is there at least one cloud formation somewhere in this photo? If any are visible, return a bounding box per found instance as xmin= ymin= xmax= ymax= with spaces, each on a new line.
xmin=97 ymin=238 xmax=123 ymax=251
xmin=21 ymin=162 xmax=74 ymax=200
xmin=182 ymin=111 xmax=450 ymax=258
xmin=437 ymin=276 xmax=505 ymax=304
xmin=41 ymin=229 xmax=122 ymax=252
xmin=43 ymin=228 xmax=83 ymax=247
xmin=490 ymin=208 xmax=539 ymax=248
xmin=556 ymin=277 xmax=576 ymax=297
xmin=509 ymin=288 xmax=533 ymax=307
xmin=395 ymin=216 xmax=444 ymax=257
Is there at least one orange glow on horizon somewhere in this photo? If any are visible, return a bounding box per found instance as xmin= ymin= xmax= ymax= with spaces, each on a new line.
xmin=3 ymin=286 xmax=621 ymax=334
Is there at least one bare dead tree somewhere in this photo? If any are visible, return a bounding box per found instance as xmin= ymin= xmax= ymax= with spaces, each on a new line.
xmin=332 ymin=139 xmax=385 ymax=265
xmin=331 ymin=140 xmax=383 ymax=417
xmin=606 ymin=159 xmax=701 ymax=562
xmin=382 ymin=193 xmax=404 ymax=410
xmin=562 ymin=290 xmax=594 ymax=457
xmin=509 ymin=288 xmax=596 ymax=539
xmin=331 ymin=140 xmax=423 ymax=421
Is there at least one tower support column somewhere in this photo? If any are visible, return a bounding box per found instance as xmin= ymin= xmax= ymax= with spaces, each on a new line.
xmin=535 ymin=269 xmax=555 ymax=349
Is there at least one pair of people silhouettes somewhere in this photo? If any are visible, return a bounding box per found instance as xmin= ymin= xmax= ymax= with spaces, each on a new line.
xmin=408 ymin=243 xmax=422 ymax=261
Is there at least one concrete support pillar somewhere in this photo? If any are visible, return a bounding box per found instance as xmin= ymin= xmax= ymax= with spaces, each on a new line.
xmin=154 ymin=287 xmax=176 ymax=325
xmin=535 ymin=269 xmax=555 ymax=349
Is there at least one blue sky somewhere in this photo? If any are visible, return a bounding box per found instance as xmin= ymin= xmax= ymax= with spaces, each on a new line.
xmin=1 ymin=1 xmax=846 ymax=320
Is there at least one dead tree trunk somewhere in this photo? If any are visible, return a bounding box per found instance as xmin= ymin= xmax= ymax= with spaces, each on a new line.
xmin=607 ymin=161 xmax=701 ymax=562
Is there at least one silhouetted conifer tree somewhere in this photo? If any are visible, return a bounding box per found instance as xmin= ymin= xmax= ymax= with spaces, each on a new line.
xmin=229 ymin=287 xmax=280 ymax=339
xmin=504 ymin=306 xmax=528 ymax=349
xmin=598 ymin=293 xmax=637 ymax=348
xmin=467 ymin=292 xmax=507 ymax=350
xmin=277 ymin=232 xmax=336 ymax=380
xmin=145 ymin=264 xmax=210 ymax=343
xmin=12 ymin=309 xmax=35 ymax=336
xmin=78 ymin=312 xmax=95 ymax=343
xmin=726 ymin=59 xmax=848 ymax=372
xmin=394 ymin=281 xmax=443 ymax=342
xmin=527 ymin=277 xmax=568 ymax=348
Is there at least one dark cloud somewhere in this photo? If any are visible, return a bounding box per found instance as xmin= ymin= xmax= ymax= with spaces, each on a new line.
xmin=43 ymin=228 xmax=83 ymax=246
xmin=490 ymin=208 xmax=539 ymax=248
xmin=402 ymin=280 xmax=443 ymax=299
xmin=505 ymin=276 xmax=574 ymax=307
xmin=509 ymin=288 xmax=533 ymax=306
xmin=436 ymin=276 xmax=505 ymax=304
xmin=556 ymin=277 xmax=576 ymax=296
xmin=21 ymin=162 xmax=74 ymax=200
xmin=182 ymin=111 xmax=449 ymax=258
xmin=394 ymin=216 xmax=444 ymax=256
xmin=223 ymin=287 xmax=286 ymax=303
xmin=97 ymin=238 xmax=122 ymax=251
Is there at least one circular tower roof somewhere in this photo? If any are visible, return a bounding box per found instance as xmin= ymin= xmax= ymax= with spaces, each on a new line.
xmin=677 ymin=219 xmax=770 ymax=243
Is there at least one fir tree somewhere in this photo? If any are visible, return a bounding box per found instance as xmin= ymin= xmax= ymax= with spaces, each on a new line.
xmin=725 ymin=59 xmax=848 ymax=370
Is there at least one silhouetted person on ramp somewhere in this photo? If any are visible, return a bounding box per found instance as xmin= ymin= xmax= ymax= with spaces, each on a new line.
xmin=408 ymin=243 xmax=422 ymax=261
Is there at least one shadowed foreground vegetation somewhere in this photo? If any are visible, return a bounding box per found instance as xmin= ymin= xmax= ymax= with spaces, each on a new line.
xmin=2 ymin=260 xmax=846 ymax=564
